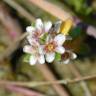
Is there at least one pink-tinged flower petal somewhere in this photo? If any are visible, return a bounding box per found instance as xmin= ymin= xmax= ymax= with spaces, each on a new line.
xmin=45 ymin=52 xmax=55 ymax=63
xmin=38 ymin=47 xmax=44 ymax=54
xmin=26 ymin=26 xmax=35 ymax=33
xmin=44 ymin=21 xmax=52 ymax=32
xmin=36 ymin=18 xmax=43 ymax=30
xmin=54 ymin=34 xmax=66 ymax=45
xmin=27 ymin=36 xmax=33 ymax=45
xmin=55 ymin=46 xmax=65 ymax=54
xmin=29 ymin=55 xmax=37 ymax=65
xmin=38 ymin=55 xmax=45 ymax=64
xmin=23 ymin=45 xmax=33 ymax=54
xmin=63 ymin=59 xmax=70 ymax=64
xmin=31 ymin=40 xmax=40 ymax=46
xmin=71 ymin=53 xmax=77 ymax=59
xmin=27 ymin=35 xmax=39 ymax=46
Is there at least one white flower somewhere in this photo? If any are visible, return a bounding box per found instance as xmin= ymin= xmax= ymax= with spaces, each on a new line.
xmin=62 ymin=51 xmax=77 ymax=64
xmin=23 ymin=19 xmax=76 ymax=65
xmin=44 ymin=34 xmax=66 ymax=63
xmin=23 ymin=42 xmax=45 ymax=65
xmin=26 ymin=18 xmax=52 ymax=45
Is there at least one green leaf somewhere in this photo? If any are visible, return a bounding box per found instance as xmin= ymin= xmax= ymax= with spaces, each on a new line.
xmin=55 ymin=53 xmax=61 ymax=61
xmin=23 ymin=54 xmax=31 ymax=63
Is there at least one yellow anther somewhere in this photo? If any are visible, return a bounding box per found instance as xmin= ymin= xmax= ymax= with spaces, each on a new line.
xmin=48 ymin=44 xmax=54 ymax=51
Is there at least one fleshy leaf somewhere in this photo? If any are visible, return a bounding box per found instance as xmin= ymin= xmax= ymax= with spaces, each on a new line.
xmin=55 ymin=52 xmax=61 ymax=61
xmin=23 ymin=54 xmax=31 ymax=63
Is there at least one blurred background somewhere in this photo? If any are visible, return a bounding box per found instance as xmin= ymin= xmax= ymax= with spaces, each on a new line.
xmin=0 ymin=0 xmax=96 ymax=96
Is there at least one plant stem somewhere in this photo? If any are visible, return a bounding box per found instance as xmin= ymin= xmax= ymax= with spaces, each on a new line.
xmin=0 ymin=74 xmax=96 ymax=87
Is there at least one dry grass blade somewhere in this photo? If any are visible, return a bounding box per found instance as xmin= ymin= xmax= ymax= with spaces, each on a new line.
xmin=36 ymin=64 xmax=70 ymax=96
xmin=0 ymin=3 xmax=22 ymax=60
xmin=0 ymin=74 xmax=96 ymax=87
xmin=0 ymin=32 xmax=28 ymax=61
xmin=68 ymin=64 xmax=92 ymax=96
xmin=5 ymin=85 xmax=44 ymax=96
xmin=3 ymin=0 xmax=35 ymax=22
xmin=28 ymin=0 xmax=72 ymax=21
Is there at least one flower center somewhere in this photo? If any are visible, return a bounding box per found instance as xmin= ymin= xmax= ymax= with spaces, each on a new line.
xmin=48 ymin=44 xmax=54 ymax=51
xmin=44 ymin=42 xmax=56 ymax=52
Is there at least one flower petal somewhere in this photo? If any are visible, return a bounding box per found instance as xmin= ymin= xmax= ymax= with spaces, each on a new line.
xmin=38 ymin=47 xmax=44 ymax=54
xmin=45 ymin=52 xmax=55 ymax=63
xmin=36 ymin=18 xmax=43 ymax=29
xmin=55 ymin=46 xmax=65 ymax=54
xmin=26 ymin=26 xmax=35 ymax=33
xmin=38 ymin=55 xmax=45 ymax=64
xmin=71 ymin=53 xmax=77 ymax=59
xmin=27 ymin=36 xmax=38 ymax=46
xmin=63 ymin=59 xmax=70 ymax=64
xmin=27 ymin=36 xmax=33 ymax=45
xmin=23 ymin=45 xmax=33 ymax=54
xmin=29 ymin=55 xmax=37 ymax=65
xmin=44 ymin=21 xmax=52 ymax=32
xmin=54 ymin=34 xmax=66 ymax=45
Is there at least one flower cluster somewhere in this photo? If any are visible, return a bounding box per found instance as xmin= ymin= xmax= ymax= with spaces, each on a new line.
xmin=23 ymin=18 xmax=77 ymax=65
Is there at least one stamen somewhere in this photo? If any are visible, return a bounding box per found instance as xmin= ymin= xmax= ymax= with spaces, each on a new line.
xmin=44 ymin=42 xmax=56 ymax=52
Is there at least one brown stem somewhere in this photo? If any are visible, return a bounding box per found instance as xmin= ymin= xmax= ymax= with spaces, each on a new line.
xmin=0 ymin=74 xmax=96 ymax=87
xmin=5 ymin=85 xmax=44 ymax=96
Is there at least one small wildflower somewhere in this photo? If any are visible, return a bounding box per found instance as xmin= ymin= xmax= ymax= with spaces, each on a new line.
xmin=44 ymin=34 xmax=66 ymax=63
xmin=23 ymin=18 xmax=77 ymax=65
xmin=26 ymin=18 xmax=52 ymax=44
xmin=23 ymin=41 xmax=45 ymax=65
